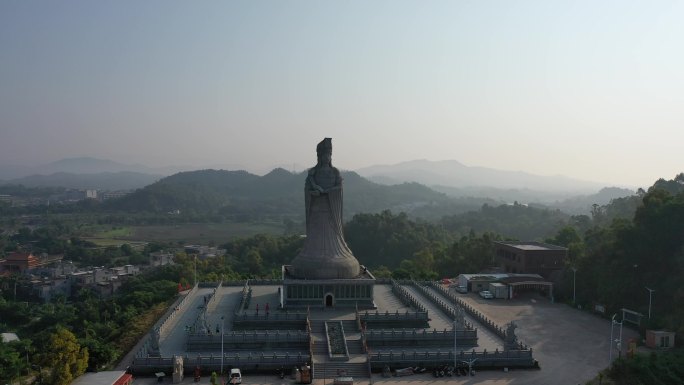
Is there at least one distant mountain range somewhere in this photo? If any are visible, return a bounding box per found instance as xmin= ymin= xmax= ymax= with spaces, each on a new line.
xmin=355 ymin=159 xmax=608 ymax=193
xmin=1 ymin=171 xmax=162 ymax=191
xmin=0 ymin=157 xmax=636 ymax=212
xmin=108 ymin=168 xmax=465 ymax=219
xmin=0 ymin=157 xmax=191 ymax=179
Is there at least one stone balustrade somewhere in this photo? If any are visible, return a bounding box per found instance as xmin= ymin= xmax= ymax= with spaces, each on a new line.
xmin=233 ymin=280 xmax=252 ymax=314
xmin=131 ymin=352 xmax=311 ymax=375
xmin=410 ymin=280 xmax=474 ymax=330
xmin=358 ymin=309 xmax=430 ymax=330
xmin=365 ymin=328 xmax=477 ymax=348
xmin=186 ymin=330 xmax=310 ymax=351
xmin=426 ymin=281 xmax=529 ymax=349
xmin=368 ymin=348 xmax=535 ymax=369
xmin=232 ymin=312 xmax=308 ymax=331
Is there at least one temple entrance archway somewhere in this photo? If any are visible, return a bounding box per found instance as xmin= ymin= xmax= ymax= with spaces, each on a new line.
xmin=325 ymin=294 xmax=334 ymax=307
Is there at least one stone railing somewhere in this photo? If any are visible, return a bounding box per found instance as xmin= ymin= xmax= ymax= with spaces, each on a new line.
xmin=157 ymin=283 xmax=199 ymax=338
xmin=409 ymin=281 xmax=474 ymax=330
xmin=232 ymin=312 xmax=308 ymax=331
xmin=325 ymin=321 xmax=350 ymax=361
xmin=390 ymin=279 xmax=428 ymax=313
xmin=205 ymin=281 xmax=222 ymax=313
xmin=187 ymin=330 xmax=309 ymax=351
xmin=233 ymin=280 xmax=252 ymax=314
xmin=223 ymin=279 xmax=284 ymax=286
xmin=131 ymin=351 xmax=311 ymax=375
xmin=365 ymin=328 xmax=477 ymax=348
xmin=368 ymin=348 xmax=535 ymax=369
xmin=358 ymin=310 xmax=430 ymax=330
xmin=426 ymin=281 xmax=519 ymax=344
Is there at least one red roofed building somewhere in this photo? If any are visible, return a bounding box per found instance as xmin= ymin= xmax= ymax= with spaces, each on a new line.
xmin=0 ymin=251 xmax=63 ymax=274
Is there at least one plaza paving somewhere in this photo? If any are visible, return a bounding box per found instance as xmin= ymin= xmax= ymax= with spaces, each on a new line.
xmin=128 ymin=284 xmax=636 ymax=385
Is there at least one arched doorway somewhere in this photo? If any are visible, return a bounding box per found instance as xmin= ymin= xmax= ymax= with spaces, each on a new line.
xmin=325 ymin=294 xmax=334 ymax=307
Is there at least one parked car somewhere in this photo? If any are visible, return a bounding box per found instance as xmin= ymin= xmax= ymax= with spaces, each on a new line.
xmin=479 ymin=290 xmax=494 ymax=299
xmin=454 ymin=285 xmax=468 ymax=294
xmin=230 ymin=368 xmax=242 ymax=384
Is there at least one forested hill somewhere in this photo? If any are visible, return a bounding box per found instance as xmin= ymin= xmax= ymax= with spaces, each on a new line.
xmin=107 ymin=168 xmax=476 ymax=219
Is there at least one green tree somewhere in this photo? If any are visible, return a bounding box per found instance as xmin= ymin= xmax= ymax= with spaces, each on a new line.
xmin=42 ymin=327 xmax=88 ymax=385
xmin=0 ymin=340 xmax=24 ymax=383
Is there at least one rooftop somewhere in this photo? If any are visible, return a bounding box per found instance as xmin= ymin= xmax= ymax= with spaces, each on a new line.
xmin=1 ymin=332 xmax=19 ymax=343
xmin=71 ymin=371 xmax=130 ymax=385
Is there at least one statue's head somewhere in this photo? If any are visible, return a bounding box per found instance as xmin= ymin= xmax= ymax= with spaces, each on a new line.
xmin=316 ymin=138 xmax=333 ymax=166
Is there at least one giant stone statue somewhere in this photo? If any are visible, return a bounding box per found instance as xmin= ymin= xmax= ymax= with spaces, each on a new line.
xmin=290 ymin=138 xmax=361 ymax=279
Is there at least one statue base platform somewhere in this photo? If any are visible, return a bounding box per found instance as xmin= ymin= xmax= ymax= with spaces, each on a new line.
xmin=281 ymin=265 xmax=376 ymax=309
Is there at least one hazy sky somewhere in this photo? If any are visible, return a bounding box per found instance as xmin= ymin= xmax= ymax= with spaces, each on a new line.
xmin=1 ymin=1 xmax=682 ymax=187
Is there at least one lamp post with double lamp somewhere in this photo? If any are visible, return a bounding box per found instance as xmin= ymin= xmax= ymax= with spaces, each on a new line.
xmin=453 ymin=319 xmax=458 ymax=371
xmin=609 ymin=313 xmax=623 ymax=361
xmin=645 ymin=287 xmax=655 ymax=320
xmin=220 ymin=316 xmax=225 ymax=378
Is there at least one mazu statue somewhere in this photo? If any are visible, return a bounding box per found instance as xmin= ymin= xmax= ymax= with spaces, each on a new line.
xmin=290 ymin=138 xmax=361 ymax=279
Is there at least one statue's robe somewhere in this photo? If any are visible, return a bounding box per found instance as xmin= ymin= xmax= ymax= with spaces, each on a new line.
xmin=291 ymin=165 xmax=360 ymax=279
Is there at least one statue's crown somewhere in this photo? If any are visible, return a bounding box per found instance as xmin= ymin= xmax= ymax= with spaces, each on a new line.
xmin=316 ymin=138 xmax=332 ymax=155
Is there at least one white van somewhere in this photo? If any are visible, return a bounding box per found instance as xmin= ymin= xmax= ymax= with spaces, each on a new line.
xmin=230 ymin=368 xmax=242 ymax=384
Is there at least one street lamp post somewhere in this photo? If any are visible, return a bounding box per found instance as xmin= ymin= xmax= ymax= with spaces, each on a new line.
xmin=609 ymin=314 xmax=616 ymax=361
xmin=571 ymin=267 xmax=577 ymax=304
xmin=461 ymin=358 xmax=477 ymax=376
xmin=610 ymin=314 xmax=623 ymax=361
xmin=453 ymin=319 xmax=457 ymax=371
xmin=220 ymin=316 xmax=225 ymax=377
xmin=645 ymin=287 xmax=655 ymax=320
xmin=194 ymin=255 xmax=198 ymax=287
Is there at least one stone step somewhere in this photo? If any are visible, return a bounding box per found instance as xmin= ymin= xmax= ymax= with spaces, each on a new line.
xmin=313 ymin=362 xmax=368 ymax=379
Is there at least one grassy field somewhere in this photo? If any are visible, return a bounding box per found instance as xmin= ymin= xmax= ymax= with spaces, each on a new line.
xmin=86 ymin=222 xmax=284 ymax=246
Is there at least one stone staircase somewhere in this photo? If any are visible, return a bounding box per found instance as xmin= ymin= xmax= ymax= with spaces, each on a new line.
xmin=313 ymin=361 xmax=368 ymax=379
xmin=309 ymin=319 xmax=370 ymax=379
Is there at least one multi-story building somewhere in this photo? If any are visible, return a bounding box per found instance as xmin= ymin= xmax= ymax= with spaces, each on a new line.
xmin=495 ymin=241 xmax=567 ymax=279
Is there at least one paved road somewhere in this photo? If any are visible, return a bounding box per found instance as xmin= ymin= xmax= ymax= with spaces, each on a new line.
xmin=400 ymin=284 xmax=502 ymax=353
xmin=421 ymin=284 xmax=504 ymax=352
xmin=372 ymin=284 xmax=412 ymax=313
xmin=452 ymin=291 xmax=640 ymax=385
xmin=160 ymin=288 xmax=214 ymax=356
xmin=205 ymin=286 xmax=244 ymax=332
